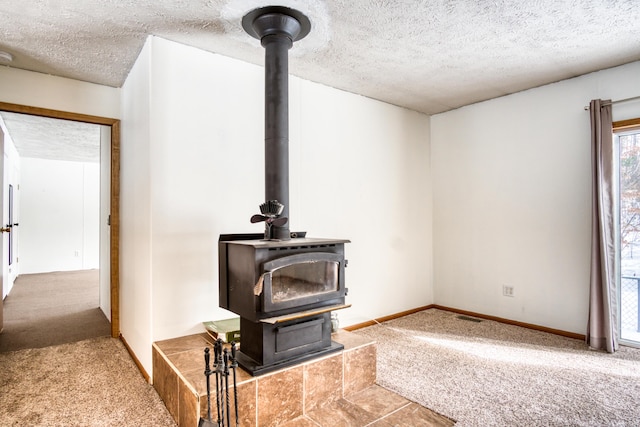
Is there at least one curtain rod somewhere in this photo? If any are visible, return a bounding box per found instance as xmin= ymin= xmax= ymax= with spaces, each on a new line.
xmin=583 ymin=95 xmax=640 ymax=110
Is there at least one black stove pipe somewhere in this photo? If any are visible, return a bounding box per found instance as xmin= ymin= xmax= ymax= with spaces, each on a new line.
xmin=263 ymin=33 xmax=291 ymax=240
xmin=242 ymin=7 xmax=310 ymax=240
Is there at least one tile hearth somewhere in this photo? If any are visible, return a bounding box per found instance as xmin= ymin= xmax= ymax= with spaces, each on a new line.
xmin=153 ymin=330 xmax=454 ymax=427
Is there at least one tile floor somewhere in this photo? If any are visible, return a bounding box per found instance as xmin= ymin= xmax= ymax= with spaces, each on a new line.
xmin=282 ymin=384 xmax=455 ymax=426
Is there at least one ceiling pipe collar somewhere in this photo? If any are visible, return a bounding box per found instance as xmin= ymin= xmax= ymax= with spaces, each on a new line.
xmin=242 ymin=6 xmax=311 ymax=43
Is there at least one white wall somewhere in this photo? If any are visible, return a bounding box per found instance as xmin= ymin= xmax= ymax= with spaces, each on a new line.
xmin=20 ymin=158 xmax=99 ymax=273
xmin=0 ymin=66 xmax=120 ymax=118
xmin=293 ymin=79 xmax=433 ymax=325
xmin=120 ymin=36 xmax=432 ymax=376
xmin=120 ymin=40 xmax=153 ymax=374
xmin=431 ymin=61 xmax=640 ymax=334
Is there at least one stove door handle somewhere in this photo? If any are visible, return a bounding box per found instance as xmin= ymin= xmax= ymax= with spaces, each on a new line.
xmin=254 ymin=272 xmax=271 ymax=296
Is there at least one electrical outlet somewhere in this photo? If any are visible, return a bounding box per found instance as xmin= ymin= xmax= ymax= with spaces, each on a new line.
xmin=74 ymin=250 xmax=80 ymax=257
xmin=503 ymin=285 xmax=515 ymax=297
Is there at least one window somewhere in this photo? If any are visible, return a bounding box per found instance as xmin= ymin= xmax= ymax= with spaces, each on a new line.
xmin=615 ymin=118 xmax=640 ymax=345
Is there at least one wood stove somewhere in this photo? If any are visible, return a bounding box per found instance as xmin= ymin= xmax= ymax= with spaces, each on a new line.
xmin=217 ymin=6 xmax=350 ymax=376
xmin=219 ymin=234 xmax=349 ymax=375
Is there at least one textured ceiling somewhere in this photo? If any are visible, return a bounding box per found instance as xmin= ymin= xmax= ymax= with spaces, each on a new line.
xmin=1 ymin=1 xmax=639 ymax=160
xmin=1 ymin=0 xmax=639 ymax=116
xmin=0 ymin=112 xmax=100 ymax=163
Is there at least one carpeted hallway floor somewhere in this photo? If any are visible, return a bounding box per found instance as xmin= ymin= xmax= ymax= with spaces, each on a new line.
xmin=0 ymin=270 xmax=111 ymax=352
xmin=0 ymin=336 xmax=177 ymax=426
xmin=0 ymin=270 xmax=176 ymax=426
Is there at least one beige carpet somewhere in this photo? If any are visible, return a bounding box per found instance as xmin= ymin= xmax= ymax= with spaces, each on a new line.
xmin=1 ymin=270 xmax=111 ymax=352
xmin=0 ymin=336 xmax=176 ymax=426
xmin=354 ymin=308 xmax=640 ymax=427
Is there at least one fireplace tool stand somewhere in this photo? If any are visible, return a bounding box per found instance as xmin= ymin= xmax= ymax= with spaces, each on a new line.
xmin=199 ymin=341 xmax=239 ymax=427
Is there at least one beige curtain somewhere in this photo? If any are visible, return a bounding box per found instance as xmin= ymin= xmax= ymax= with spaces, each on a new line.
xmin=587 ymin=99 xmax=618 ymax=352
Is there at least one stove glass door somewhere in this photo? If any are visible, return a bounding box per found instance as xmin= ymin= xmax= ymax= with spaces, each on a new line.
xmin=271 ymin=260 xmax=338 ymax=303
xmin=262 ymin=252 xmax=344 ymax=311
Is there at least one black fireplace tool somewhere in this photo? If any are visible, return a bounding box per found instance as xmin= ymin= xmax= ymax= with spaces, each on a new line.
xmin=223 ymin=348 xmax=231 ymax=427
xmin=198 ymin=348 xmax=216 ymax=427
xmin=215 ymin=339 xmax=224 ymax=426
xmin=200 ymin=340 xmax=239 ymax=427
xmin=230 ymin=342 xmax=239 ymax=427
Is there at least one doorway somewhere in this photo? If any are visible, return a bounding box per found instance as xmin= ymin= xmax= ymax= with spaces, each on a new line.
xmin=0 ymin=101 xmax=120 ymax=338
